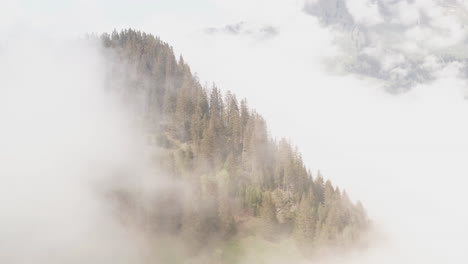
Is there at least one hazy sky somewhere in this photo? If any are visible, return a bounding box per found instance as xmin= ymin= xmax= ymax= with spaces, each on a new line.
xmin=3 ymin=0 xmax=468 ymax=263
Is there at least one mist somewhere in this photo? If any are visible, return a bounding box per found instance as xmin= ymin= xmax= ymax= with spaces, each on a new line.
xmin=149 ymin=1 xmax=468 ymax=263
xmin=3 ymin=0 xmax=468 ymax=263
xmin=0 ymin=33 xmax=157 ymax=263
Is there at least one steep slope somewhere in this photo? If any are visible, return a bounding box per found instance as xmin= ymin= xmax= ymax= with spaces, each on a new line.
xmin=98 ymin=29 xmax=368 ymax=261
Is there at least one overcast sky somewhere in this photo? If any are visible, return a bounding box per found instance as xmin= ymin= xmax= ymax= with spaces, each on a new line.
xmin=3 ymin=0 xmax=468 ymax=263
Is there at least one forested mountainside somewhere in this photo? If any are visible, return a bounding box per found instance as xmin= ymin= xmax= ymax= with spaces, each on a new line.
xmin=98 ymin=29 xmax=368 ymax=259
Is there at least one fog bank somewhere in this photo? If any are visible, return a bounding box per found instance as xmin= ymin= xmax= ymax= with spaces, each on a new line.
xmin=3 ymin=0 xmax=468 ymax=263
xmin=0 ymin=33 xmax=152 ymax=263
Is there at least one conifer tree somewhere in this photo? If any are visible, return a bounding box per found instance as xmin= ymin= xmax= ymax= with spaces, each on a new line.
xmin=295 ymin=194 xmax=316 ymax=243
xmin=260 ymin=191 xmax=277 ymax=224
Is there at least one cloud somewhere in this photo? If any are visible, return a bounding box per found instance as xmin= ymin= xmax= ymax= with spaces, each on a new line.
xmin=304 ymin=0 xmax=468 ymax=91
xmin=347 ymin=0 xmax=383 ymax=26
xmin=4 ymin=0 xmax=468 ymax=263
xmin=206 ymin=22 xmax=245 ymax=35
xmin=0 ymin=31 xmax=155 ymax=264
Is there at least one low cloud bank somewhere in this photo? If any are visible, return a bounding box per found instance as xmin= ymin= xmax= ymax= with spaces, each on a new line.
xmin=0 ymin=33 xmax=154 ymax=264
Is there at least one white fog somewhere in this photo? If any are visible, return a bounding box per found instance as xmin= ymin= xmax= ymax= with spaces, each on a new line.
xmin=2 ymin=0 xmax=468 ymax=263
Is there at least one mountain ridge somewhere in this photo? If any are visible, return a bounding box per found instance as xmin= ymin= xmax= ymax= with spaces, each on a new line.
xmin=98 ymin=28 xmax=369 ymax=262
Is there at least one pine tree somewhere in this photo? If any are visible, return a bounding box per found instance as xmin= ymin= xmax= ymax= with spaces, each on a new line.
xmin=260 ymin=191 xmax=277 ymax=224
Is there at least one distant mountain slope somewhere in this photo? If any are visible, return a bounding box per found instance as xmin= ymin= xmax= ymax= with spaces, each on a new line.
xmin=305 ymin=0 xmax=468 ymax=92
xmin=98 ymin=29 xmax=368 ymax=261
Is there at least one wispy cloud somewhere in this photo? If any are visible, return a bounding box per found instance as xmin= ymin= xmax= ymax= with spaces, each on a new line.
xmin=4 ymin=0 xmax=468 ymax=263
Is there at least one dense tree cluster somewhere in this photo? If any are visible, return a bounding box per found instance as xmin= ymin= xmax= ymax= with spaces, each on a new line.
xmin=99 ymin=29 xmax=368 ymax=252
